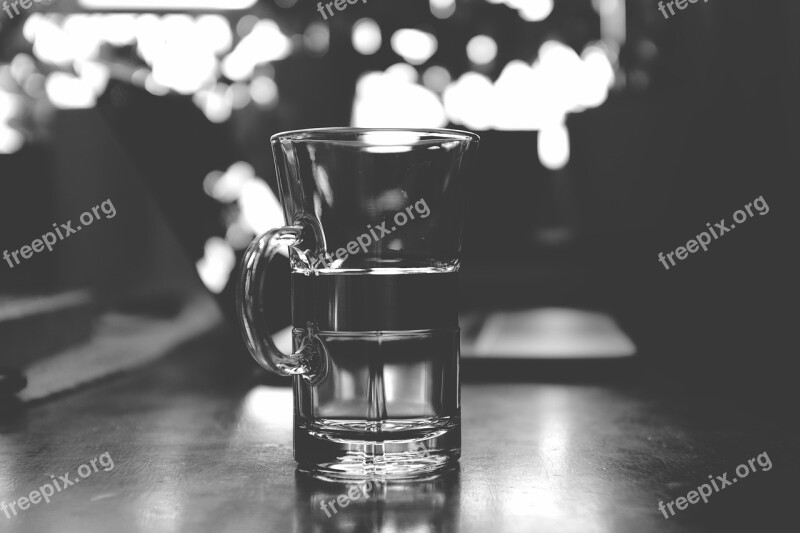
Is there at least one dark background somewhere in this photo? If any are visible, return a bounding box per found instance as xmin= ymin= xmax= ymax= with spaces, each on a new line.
xmin=0 ymin=2 xmax=798 ymax=532
xmin=0 ymin=0 xmax=797 ymax=393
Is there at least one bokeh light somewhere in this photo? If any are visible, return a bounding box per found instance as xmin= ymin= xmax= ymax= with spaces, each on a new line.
xmin=352 ymin=18 xmax=382 ymax=56
xmin=466 ymin=35 xmax=498 ymax=65
xmin=390 ymin=29 xmax=438 ymax=65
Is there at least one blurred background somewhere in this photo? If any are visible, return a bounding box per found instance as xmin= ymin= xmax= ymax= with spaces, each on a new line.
xmin=0 ymin=0 xmax=797 ymax=398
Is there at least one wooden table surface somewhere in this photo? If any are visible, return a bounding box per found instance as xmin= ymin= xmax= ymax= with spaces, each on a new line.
xmin=0 ymin=329 xmax=796 ymax=533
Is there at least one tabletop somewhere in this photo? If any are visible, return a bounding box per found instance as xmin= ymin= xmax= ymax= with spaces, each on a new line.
xmin=0 ymin=328 xmax=796 ymax=533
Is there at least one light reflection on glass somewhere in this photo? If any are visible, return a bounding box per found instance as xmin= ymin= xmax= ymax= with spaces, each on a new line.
xmin=293 ymin=469 xmax=458 ymax=533
xmin=360 ymin=130 xmax=420 ymax=153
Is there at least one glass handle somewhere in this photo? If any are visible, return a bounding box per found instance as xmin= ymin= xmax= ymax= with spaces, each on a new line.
xmin=236 ymin=225 xmax=328 ymax=384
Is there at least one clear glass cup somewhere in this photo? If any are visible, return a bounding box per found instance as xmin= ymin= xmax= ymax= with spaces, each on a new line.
xmin=237 ymin=127 xmax=479 ymax=480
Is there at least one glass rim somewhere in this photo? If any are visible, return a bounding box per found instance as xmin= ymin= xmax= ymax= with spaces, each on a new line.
xmin=270 ymin=127 xmax=480 ymax=146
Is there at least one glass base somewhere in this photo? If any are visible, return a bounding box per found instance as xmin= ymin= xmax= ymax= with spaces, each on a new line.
xmin=294 ymin=423 xmax=460 ymax=482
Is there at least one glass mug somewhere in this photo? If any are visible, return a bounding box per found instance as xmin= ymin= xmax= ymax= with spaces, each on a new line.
xmin=237 ymin=128 xmax=479 ymax=480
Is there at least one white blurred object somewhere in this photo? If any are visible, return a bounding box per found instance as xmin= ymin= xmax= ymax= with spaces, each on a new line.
xmin=351 ymin=69 xmax=446 ymax=128
xmin=466 ymin=35 xmax=498 ymax=65
xmin=429 ymin=0 xmax=456 ymax=19
xmin=75 ymin=61 xmax=110 ymax=97
xmin=422 ymin=65 xmax=451 ymax=93
xmin=463 ymin=308 xmax=636 ymax=358
xmin=9 ymin=54 xmax=36 ymax=85
xmin=152 ymin=45 xmax=218 ymax=95
xmin=0 ymin=90 xmax=21 ymax=122
xmin=32 ymin=19 xmax=80 ymax=67
xmin=489 ymin=0 xmax=554 ymax=22
xmin=196 ymin=14 xmax=234 ymax=55
xmin=192 ymin=84 xmax=233 ymax=123
xmin=304 ymin=22 xmax=330 ymax=56
xmin=273 ymin=325 xmax=293 ymax=355
xmin=250 ymin=76 xmax=279 ymax=108
xmin=227 ymin=83 xmax=252 ymax=109
xmin=516 ymin=0 xmax=554 ymax=22
xmin=196 ymin=237 xmax=236 ymax=294
xmin=593 ymin=0 xmax=627 ymax=45
xmin=352 ymin=18 xmax=382 ymax=56
xmin=45 ymin=72 xmax=97 ymax=109
xmin=442 ymin=71 xmax=494 ymax=130
xmin=390 ymin=29 xmax=438 ymax=65
xmin=385 ymin=62 xmax=418 ymax=84
xmin=0 ymin=125 xmax=25 ymax=154
xmin=538 ymin=121 xmax=570 ymax=170
xmin=206 ymin=162 xmax=287 ymax=255
xmin=203 ymin=161 xmax=285 ymax=252
xmin=443 ymin=40 xmax=616 ymax=132
xmin=204 ymin=161 xmax=255 ymax=203
xmin=80 ymin=0 xmax=257 ymax=8
xmin=222 ymin=19 xmax=292 ymax=81
xmin=134 ymin=14 xmax=223 ymax=94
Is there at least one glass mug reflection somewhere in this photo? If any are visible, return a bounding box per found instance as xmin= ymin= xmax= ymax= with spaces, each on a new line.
xmin=237 ymin=128 xmax=479 ymax=480
xmin=293 ymin=468 xmax=460 ymax=532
